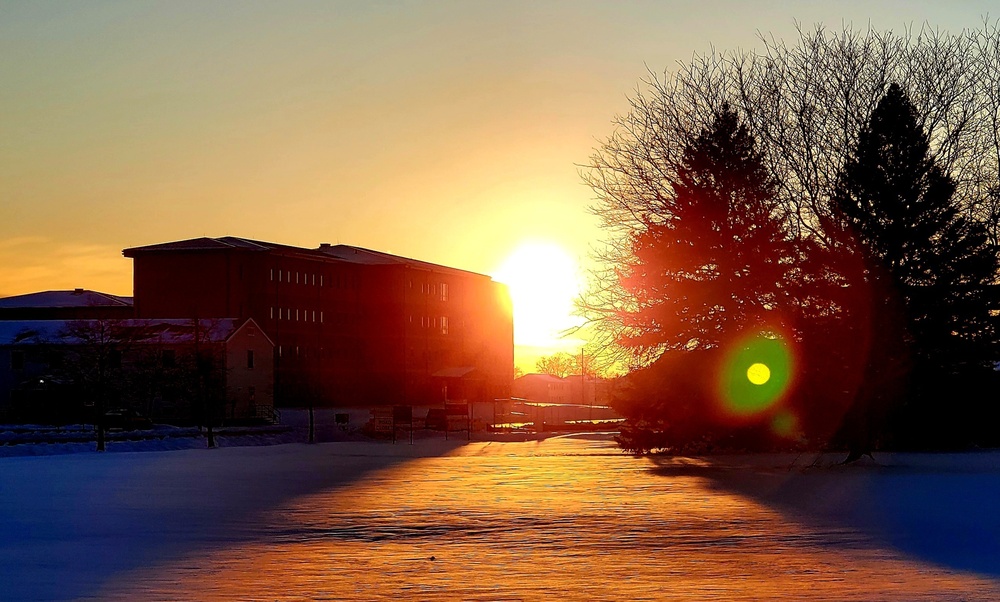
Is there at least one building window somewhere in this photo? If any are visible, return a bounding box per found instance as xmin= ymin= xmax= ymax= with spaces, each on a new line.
xmin=312 ymin=273 xmax=316 ymax=285
xmin=278 ymin=270 xmax=282 ymax=282
xmin=441 ymin=316 xmax=449 ymax=335
xmin=270 ymin=307 xmax=274 ymax=319
xmin=270 ymin=268 xmax=274 ymax=281
xmin=320 ymin=275 xmax=324 ymax=287
xmin=320 ymin=311 xmax=324 ymax=323
xmin=312 ymin=310 xmax=316 ymax=322
xmin=247 ymin=350 xmax=254 ymax=369
xmin=441 ymin=283 xmax=448 ymax=301
xmin=296 ymin=309 xmax=299 ymax=321
xmin=162 ymin=349 xmax=176 ymax=368
xmin=249 ymin=385 xmax=256 ymax=403
xmin=10 ymin=351 xmax=24 ymax=370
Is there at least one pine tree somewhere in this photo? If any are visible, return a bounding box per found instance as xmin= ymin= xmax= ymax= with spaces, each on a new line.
xmin=617 ymin=105 xmax=794 ymax=356
xmin=831 ymin=84 xmax=998 ymax=448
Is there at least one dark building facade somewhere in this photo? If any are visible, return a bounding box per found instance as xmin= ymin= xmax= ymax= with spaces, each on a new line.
xmin=0 ymin=318 xmax=274 ymax=423
xmin=122 ymin=237 xmax=513 ymax=406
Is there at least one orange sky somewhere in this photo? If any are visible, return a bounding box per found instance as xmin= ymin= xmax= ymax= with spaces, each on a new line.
xmin=1 ymin=1 xmax=994 ymax=370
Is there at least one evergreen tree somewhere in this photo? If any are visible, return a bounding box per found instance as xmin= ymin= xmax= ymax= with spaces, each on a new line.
xmin=617 ymin=105 xmax=794 ymax=357
xmin=605 ymin=106 xmax=798 ymax=452
xmin=831 ymin=83 xmax=998 ymax=449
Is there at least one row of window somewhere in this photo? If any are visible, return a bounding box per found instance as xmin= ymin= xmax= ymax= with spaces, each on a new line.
xmin=412 ymin=315 xmax=449 ymax=335
xmin=269 ymin=268 xmax=358 ymax=289
xmin=411 ymin=281 xmax=449 ymax=301
xmin=271 ymin=307 xmax=324 ymax=323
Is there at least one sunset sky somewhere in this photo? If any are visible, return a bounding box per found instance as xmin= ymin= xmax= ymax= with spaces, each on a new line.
xmin=1 ymin=1 xmax=994 ymax=369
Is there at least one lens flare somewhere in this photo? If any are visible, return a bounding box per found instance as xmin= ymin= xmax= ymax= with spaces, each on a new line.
xmin=718 ymin=333 xmax=794 ymax=418
xmin=747 ymin=363 xmax=770 ymax=385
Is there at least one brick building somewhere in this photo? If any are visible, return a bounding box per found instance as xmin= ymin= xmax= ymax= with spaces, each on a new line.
xmin=122 ymin=237 xmax=513 ymax=406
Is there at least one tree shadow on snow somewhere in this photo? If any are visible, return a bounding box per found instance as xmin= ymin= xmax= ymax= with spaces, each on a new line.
xmin=647 ymin=452 xmax=1000 ymax=579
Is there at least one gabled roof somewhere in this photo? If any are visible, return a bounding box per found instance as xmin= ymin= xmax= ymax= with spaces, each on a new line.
xmin=122 ymin=237 xmax=272 ymax=255
xmin=0 ymin=289 xmax=132 ymax=309
xmin=123 ymin=236 xmax=490 ymax=278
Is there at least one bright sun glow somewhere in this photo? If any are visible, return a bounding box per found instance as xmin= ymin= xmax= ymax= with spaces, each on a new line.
xmin=493 ymin=241 xmax=583 ymax=349
xmin=747 ymin=363 xmax=771 ymax=385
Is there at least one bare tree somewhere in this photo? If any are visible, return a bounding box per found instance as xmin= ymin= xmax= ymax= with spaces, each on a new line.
xmin=58 ymin=320 xmax=152 ymax=451
xmin=535 ymin=352 xmax=576 ymax=378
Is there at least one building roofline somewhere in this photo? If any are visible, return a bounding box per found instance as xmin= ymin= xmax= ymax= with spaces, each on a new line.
xmin=123 ymin=236 xmax=493 ymax=279
xmin=0 ymin=289 xmax=133 ymax=309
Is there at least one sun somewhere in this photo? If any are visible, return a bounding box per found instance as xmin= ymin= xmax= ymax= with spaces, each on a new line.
xmin=493 ymin=241 xmax=583 ymax=349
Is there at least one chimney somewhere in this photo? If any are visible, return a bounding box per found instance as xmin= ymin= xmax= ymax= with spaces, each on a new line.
xmin=73 ymin=288 xmax=84 ymax=295
xmin=319 ymin=243 xmax=331 ymax=250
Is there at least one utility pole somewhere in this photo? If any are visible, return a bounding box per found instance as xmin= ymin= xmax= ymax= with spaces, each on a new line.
xmin=582 ymin=347 xmax=592 ymax=422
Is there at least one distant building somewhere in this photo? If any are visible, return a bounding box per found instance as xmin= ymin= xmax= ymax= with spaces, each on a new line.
xmin=0 ymin=318 xmax=273 ymax=423
xmin=122 ymin=237 xmax=513 ymax=406
xmin=0 ymin=289 xmax=133 ymax=320
xmin=513 ymin=373 xmax=571 ymax=404
xmin=514 ymin=373 xmax=615 ymax=407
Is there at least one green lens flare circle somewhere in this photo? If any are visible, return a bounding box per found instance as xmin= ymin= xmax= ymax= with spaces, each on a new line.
xmin=719 ymin=335 xmax=793 ymax=417
xmin=746 ymin=363 xmax=770 ymax=385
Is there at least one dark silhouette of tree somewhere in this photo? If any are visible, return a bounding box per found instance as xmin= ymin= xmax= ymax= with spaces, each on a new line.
xmin=652 ymin=107 xmax=788 ymax=349
xmin=587 ymin=105 xmax=798 ymax=451
xmin=534 ymin=350 xmax=605 ymax=378
xmin=58 ymin=320 xmax=152 ymax=451
xmin=187 ymin=318 xmax=228 ymax=448
xmin=601 ymin=105 xmax=795 ymax=360
xmin=831 ymin=84 xmax=999 ymax=452
xmin=584 ymin=22 xmax=1000 ymax=453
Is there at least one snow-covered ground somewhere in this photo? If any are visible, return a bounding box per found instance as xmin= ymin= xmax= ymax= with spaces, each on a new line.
xmin=2 ymin=434 xmax=999 ymax=600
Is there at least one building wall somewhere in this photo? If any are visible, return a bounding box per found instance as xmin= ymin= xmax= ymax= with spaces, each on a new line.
xmin=128 ymin=241 xmax=513 ymax=407
xmin=132 ymin=252 xmax=237 ymax=319
xmin=224 ymin=320 xmax=275 ymax=420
